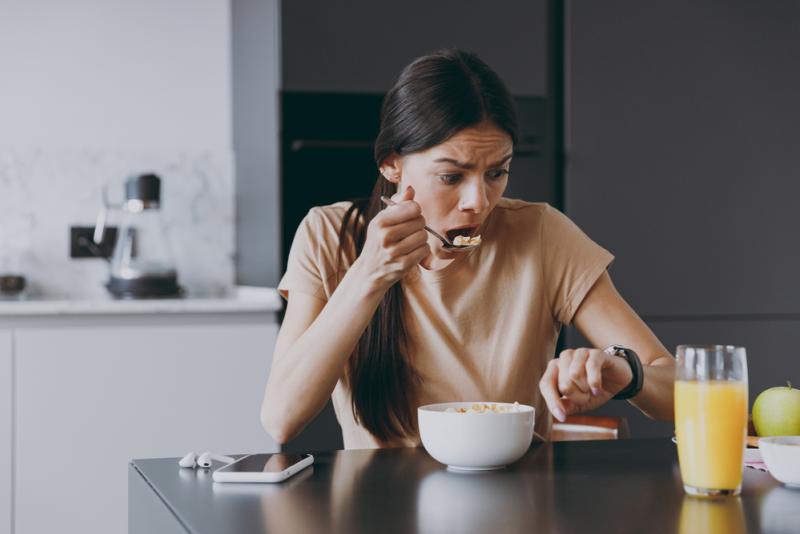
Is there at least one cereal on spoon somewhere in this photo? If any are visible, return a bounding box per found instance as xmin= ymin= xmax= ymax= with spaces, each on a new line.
xmin=452 ymin=235 xmax=481 ymax=247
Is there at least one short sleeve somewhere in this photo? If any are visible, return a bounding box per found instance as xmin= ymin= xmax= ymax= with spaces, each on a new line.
xmin=541 ymin=206 xmax=614 ymax=325
xmin=277 ymin=207 xmax=342 ymax=302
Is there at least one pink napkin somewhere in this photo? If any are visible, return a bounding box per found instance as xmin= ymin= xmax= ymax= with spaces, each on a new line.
xmin=744 ymin=448 xmax=768 ymax=472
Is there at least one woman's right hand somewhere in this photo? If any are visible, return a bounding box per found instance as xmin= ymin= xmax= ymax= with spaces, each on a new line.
xmin=354 ymin=185 xmax=430 ymax=290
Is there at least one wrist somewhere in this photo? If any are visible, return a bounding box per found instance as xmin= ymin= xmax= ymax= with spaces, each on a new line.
xmin=604 ymin=345 xmax=644 ymax=400
xmin=344 ymin=257 xmax=390 ymax=302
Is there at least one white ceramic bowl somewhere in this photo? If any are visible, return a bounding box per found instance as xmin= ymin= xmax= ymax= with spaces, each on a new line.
xmin=759 ymin=436 xmax=800 ymax=488
xmin=418 ymin=402 xmax=535 ymax=471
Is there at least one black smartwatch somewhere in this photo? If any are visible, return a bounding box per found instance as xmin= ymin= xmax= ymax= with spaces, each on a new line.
xmin=603 ymin=345 xmax=644 ymax=400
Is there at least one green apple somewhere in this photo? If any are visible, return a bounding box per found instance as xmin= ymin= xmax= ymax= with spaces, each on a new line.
xmin=752 ymin=382 xmax=800 ymax=436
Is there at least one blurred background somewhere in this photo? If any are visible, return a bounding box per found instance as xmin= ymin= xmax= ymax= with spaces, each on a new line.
xmin=2 ymin=1 xmax=800 ymax=532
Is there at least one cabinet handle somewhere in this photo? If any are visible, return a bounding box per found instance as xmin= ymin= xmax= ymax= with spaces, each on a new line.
xmin=290 ymin=140 xmax=374 ymax=152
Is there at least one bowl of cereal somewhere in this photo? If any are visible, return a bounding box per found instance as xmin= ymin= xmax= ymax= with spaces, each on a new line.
xmin=417 ymin=402 xmax=535 ymax=471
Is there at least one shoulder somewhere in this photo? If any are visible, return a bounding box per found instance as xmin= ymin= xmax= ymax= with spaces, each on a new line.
xmin=489 ymin=198 xmax=552 ymax=232
xmin=295 ymin=201 xmax=358 ymax=244
xmin=303 ymin=201 xmax=355 ymax=229
xmin=487 ymin=200 xmax=598 ymax=257
xmin=298 ymin=201 xmax=363 ymax=266
xmin=493 ymin=198 xmax=550 ymax=218
xmin=493 ymin=199 xmax=586 ymax=232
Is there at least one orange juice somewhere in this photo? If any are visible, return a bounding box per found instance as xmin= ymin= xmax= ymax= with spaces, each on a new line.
xmin=674 ymin=380 xmax=748 ymax=491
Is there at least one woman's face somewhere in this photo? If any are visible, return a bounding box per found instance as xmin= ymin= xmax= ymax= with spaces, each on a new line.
xmin=381 ymin=121 xmax=513 ymax=261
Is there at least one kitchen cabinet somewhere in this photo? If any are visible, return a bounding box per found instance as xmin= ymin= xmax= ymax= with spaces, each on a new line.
xmin=566 ymin=1 xmax=800 ymax=318
xmin=646 ymin=318 xmax=800 ymax=398
xmin=1 ymin=331 xmax=11 ymax=534
xmin=563 ymin=1 xmax=800 ymax=439
xmin=282 ymin=0 xmax=548 ymax=95
xmin=9 ymin=313 xmax=278 ymax=534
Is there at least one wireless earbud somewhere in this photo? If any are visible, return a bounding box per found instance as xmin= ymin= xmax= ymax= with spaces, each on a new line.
xmin=196 ymin=452 xmax=235 ymax=468
xmin=179 ymin=451 xmax=198 ymax=468
xmin=178 ymin=451 xmax=235 ymax=468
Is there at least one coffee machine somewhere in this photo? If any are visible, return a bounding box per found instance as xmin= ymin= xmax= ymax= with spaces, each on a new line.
xmin=93 ymin=173 xmax=181 ymax=298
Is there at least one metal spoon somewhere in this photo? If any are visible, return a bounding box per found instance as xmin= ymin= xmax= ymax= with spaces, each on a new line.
xmin=379 ymin=196 xmax=480 ymax=251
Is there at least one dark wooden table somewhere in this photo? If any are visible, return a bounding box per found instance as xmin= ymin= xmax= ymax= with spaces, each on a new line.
xmin=129 ymin=439 xmax=798 ymax=534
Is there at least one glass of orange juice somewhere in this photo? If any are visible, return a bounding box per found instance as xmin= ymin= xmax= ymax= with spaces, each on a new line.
xmin=675 ymin=345 xmax=748 ymax=497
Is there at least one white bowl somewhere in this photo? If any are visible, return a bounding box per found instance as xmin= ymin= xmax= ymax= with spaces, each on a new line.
xmin=759 ymin=436 xmax=800 ymax=488
xmin=418 ymin=402 xmax=535 ymax=471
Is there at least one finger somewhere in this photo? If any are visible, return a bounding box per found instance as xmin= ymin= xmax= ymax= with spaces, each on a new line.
xmin=539 ymin=360 xmax=567 ymax=422
xmin=397 ymin=241 xmax=431 ymax=272
xmin=377 ymin=201 xmax=422 ymax=225
xmin=567 ymin=348 xmax=591 ymax=394
xmin=556 ymin=351 xmax=575 ymax=395
xmin=557 ymin=351 xmax=590 ymax=406
xmin=391 ymin=185 xmax=415 ymax=203
xmin=381 ymin=218 xmax=426 ymax=245
xmin=407 ymin=241 xmax=432 ymax=266
xmin=585 ymin=351 xmax=605 ymax=396
xmin=388 ymin=230 xmax=428 ymax=257
xmin=560 ymin=397 xmax=579 ymax=417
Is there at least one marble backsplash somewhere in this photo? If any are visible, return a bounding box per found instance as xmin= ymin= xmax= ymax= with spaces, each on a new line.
xmin=0 ymin=149 xmax=235 ymax=298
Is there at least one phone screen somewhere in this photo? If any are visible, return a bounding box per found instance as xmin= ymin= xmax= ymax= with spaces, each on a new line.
xmin=224 ymin=453 xmax=310 ymax=473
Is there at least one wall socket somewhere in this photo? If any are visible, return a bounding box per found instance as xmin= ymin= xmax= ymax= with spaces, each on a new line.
xmin=70 ymin=226 xmax=118 ymax=259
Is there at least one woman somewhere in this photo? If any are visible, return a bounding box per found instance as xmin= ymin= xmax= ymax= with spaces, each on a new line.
xmin=261 ymin=49 xmax=674 ymax=449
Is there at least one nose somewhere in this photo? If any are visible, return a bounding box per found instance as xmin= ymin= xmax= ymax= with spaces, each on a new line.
xmin=458 ymin=180 xmax=490 ymax=213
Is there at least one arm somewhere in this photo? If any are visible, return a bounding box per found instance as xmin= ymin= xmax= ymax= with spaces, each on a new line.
xmin=261 ymin=187 xmax=430 ymax=443
xmin=260 ymin=269 xmax=383 ymax=444
xmin=539 ymin=271 xmax=675 ymax=422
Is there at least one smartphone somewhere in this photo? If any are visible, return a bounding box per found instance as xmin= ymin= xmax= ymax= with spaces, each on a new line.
xmin=212 ymin=453 xmax=314 ymax=483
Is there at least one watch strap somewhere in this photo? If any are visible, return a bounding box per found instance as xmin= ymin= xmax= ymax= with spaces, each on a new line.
xmin=604 ymin=345 xmax=644 ymax=400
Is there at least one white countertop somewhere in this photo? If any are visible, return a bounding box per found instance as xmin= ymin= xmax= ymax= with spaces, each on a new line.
xmin=0 ymin=286 xmax=283 ymax=316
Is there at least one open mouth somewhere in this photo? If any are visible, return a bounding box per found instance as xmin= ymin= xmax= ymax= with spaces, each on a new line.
xmin=445 ymin=225 xmax=479 ymax=243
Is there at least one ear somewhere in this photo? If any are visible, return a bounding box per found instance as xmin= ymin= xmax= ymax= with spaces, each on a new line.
xmin=379 ymin=154 xmax=402 ymax=183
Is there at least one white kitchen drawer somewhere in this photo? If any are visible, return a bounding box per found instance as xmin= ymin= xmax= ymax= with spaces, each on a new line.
xmin=0 ymin=330 xmax=11 ymax=534
xmin=13 ymin=320 xmax=277 ymax=534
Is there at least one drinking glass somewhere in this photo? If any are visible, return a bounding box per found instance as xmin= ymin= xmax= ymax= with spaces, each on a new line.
xmin=674 ymin=345 xmax=748 ymax=497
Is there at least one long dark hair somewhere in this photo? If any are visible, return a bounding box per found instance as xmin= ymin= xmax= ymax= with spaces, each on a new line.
xmin=336 ymin=49 xmax=518 ymax=442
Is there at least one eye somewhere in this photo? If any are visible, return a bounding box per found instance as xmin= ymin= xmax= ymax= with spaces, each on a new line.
xmin=438 ymin=173 xmax=461 ymax=185
xmin=487 ymin=168 xmax=510 ymax=180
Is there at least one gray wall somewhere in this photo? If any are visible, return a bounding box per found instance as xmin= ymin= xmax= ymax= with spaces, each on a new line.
xmin=0 ymin=0 xmax=231 ymax=150
xmin=233 ymin=0 xmax=283 ymax=287
xmin=565 ymin=1 xmax=800 ymax=436
xmin=282 ymin=0 xmax=548 ymax=95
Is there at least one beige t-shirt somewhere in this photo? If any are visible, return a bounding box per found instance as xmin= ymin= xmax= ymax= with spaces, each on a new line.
xmin=278 ymin=198 xmax=614 ymax=449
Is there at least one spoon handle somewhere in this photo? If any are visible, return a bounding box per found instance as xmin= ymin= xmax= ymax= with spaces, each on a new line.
xmin=379 ymin=196 xmax=452 ymax=246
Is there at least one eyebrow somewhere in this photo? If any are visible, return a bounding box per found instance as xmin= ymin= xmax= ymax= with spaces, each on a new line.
xmin=433 ymin=153 xmax=514 ymax=169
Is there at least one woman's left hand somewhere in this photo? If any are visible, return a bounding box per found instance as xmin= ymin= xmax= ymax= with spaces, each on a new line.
xmin=538 ymin=348 xmax=633 ymax=422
